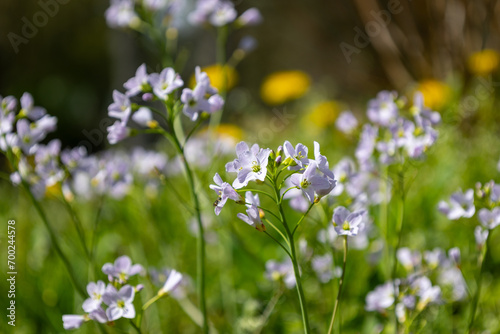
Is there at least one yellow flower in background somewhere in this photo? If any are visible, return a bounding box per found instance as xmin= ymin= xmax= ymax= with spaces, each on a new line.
xmin=306 ymin=100 xmax=341 ymax=129
xmin=198 ymin=124 xmax=244 ymax=142
xmin=467 ymin=49 xmax=500 ymax=76
xmin=191 ymin=64 xmax=238 ymax=92
xmin=213 ymin=124 xmax=244 ymax=141
xmin=260 ymin=70 xmax=311 ymax=105
xmin=415 ymin=79 xmax=451 ymax=110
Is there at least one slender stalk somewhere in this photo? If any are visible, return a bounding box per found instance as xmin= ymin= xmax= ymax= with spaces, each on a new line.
xmin=129 ymin=319 xmax=142 ymax=334
xmin=142 ymin=294 xmax=163 ymax=311
xmin=167 ymin=122 xmax=209 ymax=334
xmin=89 ymin=199 xmax=104 ymax=281
xmin=23 ymin=181 xmax=86 ymax=297
xmin=272 ymin=175 xmax=311 ymax=334
xmin=292 ymin=203 xmax=315 ymax=236
xmin=61 ymin=196 xmax=91 ymax=260
xmin=328 ymin=236 xmax=348 ymax=334
xmin=264 ymin=231 xmax=292 ymax=258
xmin=467 ymin=234 xmax=490 ymax=333
xmin=391 ymin=167 xmax=405 ymax=332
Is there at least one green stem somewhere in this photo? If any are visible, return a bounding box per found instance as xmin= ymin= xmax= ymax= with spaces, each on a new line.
xmin=467 ymin=234 xmax=490 ymax=333
xmin=292 ymin=203 xmax=315 ymax=236
xmin=237 ymin=188 xmax=276 ymax=201
xmin=61 ymin=196 xmax=91 ymax=260
xmin=272 ymin=175 xmax=311 ymax=334
xmin=166 ymin=120 xmax=209 ymax=334
xmin=327 ymin=236 xmax=348 ymax=334
xmin=142 ymin=294 xmax=163 ymax=312
xmin=129 ymin=319 xmax=142 ymax=334
xmin=89 ymin=198 xmax=104 ymax=281
xmin=391 ymin=167 xmax=405 ymax=332
xmin=264 ymin=231 xmax=292 ymax=258
xmin=23 ymin=181 xmax=86 ymax=297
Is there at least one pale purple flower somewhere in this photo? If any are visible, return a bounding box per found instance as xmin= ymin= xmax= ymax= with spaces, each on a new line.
xmin=448 ymin=247 xmax=461 ymax=266
xmin=411 ymin=92 xmax=441 ymax=127
xmin=412 ymin=276 xmax=441 ymax=310
xmin=105 ymin=0 xmax=139 ymax=28
xmin=366 ymin=282 xmax=396 ymax=312
xmin=355 ymin=124 xmax=378 ymax=162
xmin=150 ymin=67 xmax=184 ymax=100
xmin=124 ymin=64 xmax=150 ymax=96
xmin=283 ymin=140 xmax=309 ymax=170
xmin=62 ymin=314 xmax=85 ymax=330
xmin=331 ymin=158 xmax=355 ymax=196
xmin=367 ymin=90 xmax=399 ymax=126
xmin=474 ymin=225 xmax=489 ymax=247
xmin=159 ymin=269 xmax=183 ymax=295
xmin=478 ymin=208 xmax=500 ymax=230
xmin=311 ymin=253 xmax=336 ymax=283
xmin=438 ymin=267 xmax=467 ymax=301
xmin=16 ymin=119 xmax=43 ymax=154
xmin=209 ymin=1 xmax=237 ymax=26
xmin=397 ymin=248 xmax=421 ymax=271
xmin=89 ymin=307 xmax=108 ymax=323
xmin=237 ymin=191 xmax=265 ymax=231
xmin=225 ymin=142 xmax=270 ymax=189
xmin=82 ymin=281 xmax=106 ymax=313
xmin=107 ymin=121 xmax=130 ymax=144
xmin=423 ymin=248 xmax=445 ymax=268
xmin=108 ymin=90 xmax=131 ymax=124
xmin=102 ymin=255 xmax=144 ymax=283
xmin=236 ymin=8 xmax=262 ymax=26
xmin=209 ymin=173 xmax=243 ymax=215
xmin=335 ymin=111 xmax=358 ymax=134
xmin=103 ymin=285 xmax=136 ymax=321
xmin=238 ymin=36 xmax=257 ymax=53
xmin=438 ymin=189 xmax=475 ymax=220
xmin=290 ymin=161 xmax=331 ymax=203
xmin=332 ymin=206 xmax=365 ymax=236
xmin=20 ymin=92 xmax=46 ymax=120
xmin=131 ymin=107 xmax=153 ymax=127
xmin=181 ymin=68 xmax=224 ymax=121
xmin=265 ymin=259 xmax=296 ymax=289
xmin=188 ymin=0 xmax=219 ymax=26
xmin=283 ymin=178 xmax=310 ymax=213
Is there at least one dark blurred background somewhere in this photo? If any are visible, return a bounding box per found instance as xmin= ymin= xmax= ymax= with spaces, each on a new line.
xmin=1 ymin=0 xmax=499 ymax=150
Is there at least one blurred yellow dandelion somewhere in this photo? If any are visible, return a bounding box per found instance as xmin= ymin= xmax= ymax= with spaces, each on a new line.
xmin=415 ymin=79 xmax=450 ymax=110
xmin=191 ymin=64 xmax=238 ymax=92
xmin=467 ymin=49 xmax=500 ymax=76
xmin=260 ymin=70 xmax=311 ymax=105
xmin=306 ymin=100 xmax=341 ymax=129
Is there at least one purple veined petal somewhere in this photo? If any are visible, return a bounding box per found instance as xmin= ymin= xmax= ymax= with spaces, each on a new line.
xmin=121 ymin=303 xmax=136 ymax=319
xmin=128 ymin=264 xmax=144 ymax=276
xmin=333 ymin=206 xmax=350 ymax=225
xmin=290 ymin=174 xmax=302 ymax=188
xmin=89 ymin=308 xmax=108 ymax=323
xmin=303 ymin=161 xmax=318 ymax=179
xmin=212 ymin=173 xmax=223 ymax=187
xmin=283 ymin=140 xmax=295 ymax=158
xmin=118 ymin=285 xmax=135 ymax=303
xmin=308 ymin=174 xmax=331 ymax=191
xmin=447 ymin=205 xmax=465 ymax=220
xmin=208 ymin=94 xmax=224 ymax=112
xmin=102 ymin=263 xmax=115 ymax=276
xmin=106 ymin=305 xmax=124 ymax=321
xmin=114 ymin=256 xmax=132 ymax=273
xmin=250 ymin=143 xmax=260 ymax=156
xmin=86 ymin=282 xmax=98 ymax=296
xmin=302 ymin=186 xmax=316 ymax=203
xmin=225 ymin=160 xmax=238 ymax=173
xmin=162 ymin=270 xmax=183 ymax=293
xmin=256 ymin=148 xmax=271 ymax=165
xmin=237 ymin=212 xmax=253 ymax=226
xmin=102 ymin=285 xmax=118 ymax=305
xmin=236 ymin=167 xmax=251 ymax=184
xmin=347 ymin=211 xmax=365 ymax=228
xmin=82 ymin=298 xmax=102 ymax=313
xmin=235 ymin=141 xmax=249 ymax=156
xmin=62 ymin=314 xmax=85 ymax=330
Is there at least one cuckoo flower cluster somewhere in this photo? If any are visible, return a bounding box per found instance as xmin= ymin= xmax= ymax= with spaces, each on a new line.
xmin=356 ymin=91 xmax=440 ymax=166
xmin=105 ymin=0 xmax=184 ymax=29
xmin=439 ymin=181 xmax=500 ymax=246
xmin=210 ymin=141 xmax=336 ymax=230
xmin=366 ymin=247 xmax=465 ymax=324
xmin=188 ymin=0 xmax=262 ymax=27
xmin=106 ymin=64 xmax=223 ymax=144
xmin=63 ymin=256 xmax=183 ymax=330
